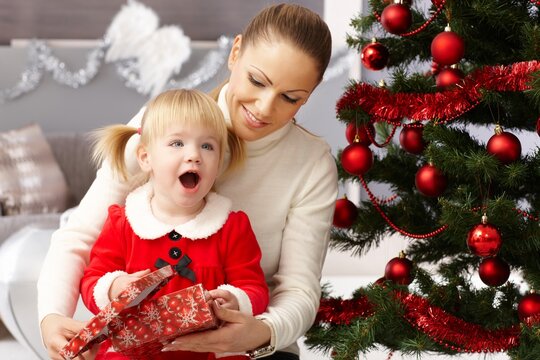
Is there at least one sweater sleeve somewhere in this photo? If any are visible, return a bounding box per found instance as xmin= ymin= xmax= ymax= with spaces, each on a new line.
xmin=220 ymin=211 xmax=269 ymax=316
xmin=257 ymin=151 xmax=338 ymax=351
xmin=37 ymin=106 xmax=145 ymax=323
xmin=80 ymin=206 xmax=128 ymax=314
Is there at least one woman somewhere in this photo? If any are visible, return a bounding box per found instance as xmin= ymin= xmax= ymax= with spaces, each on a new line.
xmin=38 ymin=4 xmax=337 ymax=360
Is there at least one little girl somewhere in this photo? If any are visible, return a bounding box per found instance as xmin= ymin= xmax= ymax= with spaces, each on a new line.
xmin=79 ymin=89 xmax=269 ymax=360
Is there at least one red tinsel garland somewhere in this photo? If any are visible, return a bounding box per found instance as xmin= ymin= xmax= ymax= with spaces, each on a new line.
xmin=337 ymin=61 xmax=540 ymax=123
xmin=316 ymin=292 xmax=523 ymax=353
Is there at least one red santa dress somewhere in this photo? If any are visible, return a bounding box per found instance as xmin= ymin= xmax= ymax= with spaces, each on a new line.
xmin=80 ymin=183 xmax=269 ymax=360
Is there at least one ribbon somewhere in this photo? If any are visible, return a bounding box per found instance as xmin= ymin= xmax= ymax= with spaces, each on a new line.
xmin=155 ymin=255 xmax=196 ymax=282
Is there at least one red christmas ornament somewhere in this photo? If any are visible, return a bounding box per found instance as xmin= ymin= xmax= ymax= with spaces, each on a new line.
xmin=430 ymin=26 xmax=465 ymax=66
xmin=432 ymin=0 xmax=445 ymax=6
xmin=341 ymin=142 xmax=373 ymax=175
xmin=430 ymin=61 xmax=442 ymax=76
xmin=399 ymin=124 xmax=426 ymax=154
xmin=436 ymin=67 xmax=464 ymax=88
xmin=536 ymin=117 xmax=540 ymax=137
xmin=380 ymin=3 xmax=412 ymax=35
xmin=478 ymin=257 xmax=510 ymax=287
xmin=467 ymin=215 xmax=502 ymax=257
xmin=415 ymin=163 xmax=447 ymax=197
xmin=361 ymin=39 xmax=389 ymax=71
xmin=333 ymin=197 xmax=358 ymax=228
xmin=518 ymin=292 xmax=540 ymax=321
xmin=385 ymin=252 xmax=415 ymax=285
xmin=486 ymin=125 xmax=522 ymax=164
xmin=345 ymin=122 xmax=374 ymax=146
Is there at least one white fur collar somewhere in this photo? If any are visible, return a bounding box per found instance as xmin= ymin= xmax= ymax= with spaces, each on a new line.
xmin=125 ymin=182 xmax=232 ymax=240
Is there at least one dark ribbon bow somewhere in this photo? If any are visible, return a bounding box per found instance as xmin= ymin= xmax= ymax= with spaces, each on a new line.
xmin=155 ymin=255 xmax=196 ymax=282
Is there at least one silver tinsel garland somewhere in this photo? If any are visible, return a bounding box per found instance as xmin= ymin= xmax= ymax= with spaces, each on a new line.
xmin=0 ymin=36 xmax=354 ymax=103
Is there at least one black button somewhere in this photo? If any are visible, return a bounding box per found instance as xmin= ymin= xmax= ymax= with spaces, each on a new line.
xmin=168 ymin=230 xmax=181 ymax=241
xmin=169 ymin=247 xmax=182 ymax=259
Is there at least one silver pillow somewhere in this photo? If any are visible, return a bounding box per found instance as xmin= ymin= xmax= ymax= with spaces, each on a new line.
xmin=0 ymin=124 xmax=71 ymax=216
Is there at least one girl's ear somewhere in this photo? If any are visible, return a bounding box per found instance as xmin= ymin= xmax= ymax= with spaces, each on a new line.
xmin=137 ymin=144 xmax=152 ymax=172
xmin=228 ymin=35 xmax=242 ymax=71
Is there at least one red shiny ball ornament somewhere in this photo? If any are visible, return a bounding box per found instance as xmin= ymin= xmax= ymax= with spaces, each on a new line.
xmin=431 ymin=30 xmax=465 ymax=66
xmin=333 ymin=197 xmax=358 ymax=228
xmin=415 ymin=164 xmax=447 ymax=197
xmin=467 ymin=222 xmax=502 ymax=257
xmin=479 ymin=257 xmax=510 ymax=287
xmin=399 ymin=125 xmax=426 ymax=154
xmin=431 ymin=61 xmax=442 ymax=76
xmin=431 ymin=0 xmax=445 ymax=6
xmin=518 ymin=293 xmax=540 ymax=321
xmin=385 ymin=256 xmax=415 ymax=285
xmin=345 ymin=122 xmax=374 ymax=145
xmin=361 ymin=41 xmax=389 ymax=71
xmin=486 ymin=130 xmax=522 ymax=164
xmin=381 ymin=4 xmax=412 ymax=35
xmin=436 ymin=67 xmax=464 ymax=88
xmin=341 ymin=142 xmax=373 ymax=175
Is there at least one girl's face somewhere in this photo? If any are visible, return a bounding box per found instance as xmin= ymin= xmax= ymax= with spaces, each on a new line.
xmin=226 ymin=35 xmax=320 ymax=141
xmin=137 ymin=123 xmax=221 ymax=220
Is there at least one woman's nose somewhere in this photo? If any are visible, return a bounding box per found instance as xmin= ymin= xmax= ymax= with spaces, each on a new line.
xmin=257 ymin=92 xmax=275 ymax=117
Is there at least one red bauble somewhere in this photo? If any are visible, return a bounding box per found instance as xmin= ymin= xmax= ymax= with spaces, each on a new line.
xmin=518 ymin=293 xmax=540 ymax=321
xmin=430 ymin=30 xmax=465 ymax=66
xmin=415 ymin=164 xmax=447 ymax=197
xmin=432 ymin=0 xmax=445 ymax=6
xmin=478 ymin=257 xmax=510 ymax=287
xmin=486 ymin=127 xmax=522 ymax=164
xmin=431 ymin=61 xmax=442 ymax=76
xmin=333 ymin=197 xmax=358 ymax=228
xmin=345 ymin=122 xmax=374 ymax=145
xmin=385 ymin=255 xmax=415 ymax=285
xmin=467 ymin=222 xmax=502 ymax=257
xmin=399 ymin=125 xmax=426 ymax=154
xmin=341 ymin=142 xmax=373 ymax=175
xmin=436 ymin=67 xmax=464 ymax=88
xmin=536 ymin=117 xmax=540 ymax=137
xmin=380 ymin=4 xmax=412 ymax=35
xmin=361 ymin=41 xmax=389 ymax=71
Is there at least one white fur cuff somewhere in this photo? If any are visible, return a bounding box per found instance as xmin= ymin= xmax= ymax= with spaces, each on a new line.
xmin=93 ymin=270 xmax=128 ymax=310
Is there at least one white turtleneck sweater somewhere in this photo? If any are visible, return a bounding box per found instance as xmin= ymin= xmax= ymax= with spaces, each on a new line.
xmin=37 ymin=84 xmax=338 ymax=355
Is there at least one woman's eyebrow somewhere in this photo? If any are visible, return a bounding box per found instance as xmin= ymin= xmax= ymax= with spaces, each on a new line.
xmin=250 ymin=65 xmax=309 ymax=93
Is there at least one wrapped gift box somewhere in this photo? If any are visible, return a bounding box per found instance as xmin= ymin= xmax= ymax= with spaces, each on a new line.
xmin=60 ymin=266 xmax=219 ymax=359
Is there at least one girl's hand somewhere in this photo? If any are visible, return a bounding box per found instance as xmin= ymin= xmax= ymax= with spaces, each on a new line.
xmin=161 ymin=302 xmax=271 ymax=353
xmin=207 ymin=288 xmax=239 ymax=311
xmin=108 ymin=269 xmax=150 ymax=300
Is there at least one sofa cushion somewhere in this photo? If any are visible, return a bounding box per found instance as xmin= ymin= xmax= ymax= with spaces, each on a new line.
xmin=0 ymin=124 xmax=71 ymax=216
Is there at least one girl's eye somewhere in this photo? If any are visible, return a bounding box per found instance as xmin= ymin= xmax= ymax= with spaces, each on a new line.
xmin=248 ymin=74 xmax=264 ymax=87
xmin=171 ymin=140 xmax=184 ymax=147
xmin=202 ymin=143 xmax=214 ymax=151
xmin=282 ymin=94 xmax=299 ymax=104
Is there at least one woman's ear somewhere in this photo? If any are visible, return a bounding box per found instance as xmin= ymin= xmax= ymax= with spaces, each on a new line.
xmin=228 ymin=35 xmax=242 ymax=71
xmin=137 ymin=145 xmax=152 ymax=172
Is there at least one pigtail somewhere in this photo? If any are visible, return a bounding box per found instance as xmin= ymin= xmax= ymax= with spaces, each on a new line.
xmin=221 ymin=127 xmax=245 ymax=177
xmin=91 ymin=125 xmax=138 ymax=181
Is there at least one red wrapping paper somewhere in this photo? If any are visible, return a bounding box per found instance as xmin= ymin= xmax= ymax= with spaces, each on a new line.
xmin=60 ymin=266 xmax=218 ymax=359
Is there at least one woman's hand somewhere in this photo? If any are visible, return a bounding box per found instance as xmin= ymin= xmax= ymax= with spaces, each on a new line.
xmin=161 ymin=302 xmax=271 ymax=353
xmin=40 ymin=313 xmax=97 ymax=360
xmin=109 ymin=269 xmax=150 ymax=300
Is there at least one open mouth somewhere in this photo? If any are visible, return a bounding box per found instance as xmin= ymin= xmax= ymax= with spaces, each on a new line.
xmin=179 ymin=171 xmax=200 ymax=189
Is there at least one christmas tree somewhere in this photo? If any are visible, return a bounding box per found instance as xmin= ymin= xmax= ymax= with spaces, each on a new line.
xmin=305 ymin=0 xmax=540 ymax=359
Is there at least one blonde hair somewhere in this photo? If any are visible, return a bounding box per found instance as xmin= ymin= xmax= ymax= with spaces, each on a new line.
xmin=92 ymin=89 xmax=244 ymax=182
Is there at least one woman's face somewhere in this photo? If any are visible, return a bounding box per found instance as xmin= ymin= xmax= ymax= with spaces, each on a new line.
xmin=226 ymin=35 xmax=320 ymax=142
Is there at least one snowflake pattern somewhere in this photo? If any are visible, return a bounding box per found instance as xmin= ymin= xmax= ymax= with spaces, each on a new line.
xmin=157 ymin=294 xmax=171 ymax=311
xmin=141 ymin=302 xmax=161 ymax=324
xmin=123 ymin=284 xmax=141 ymax=302
xmin=175 ymin=306 xmax=198 ymax=327
xmin=79 ymin=328 xmax=94 ymax=342
xmin=60 ymin=350 xmax=76 ymax=360
xmin=99 ymin=305 xmax=120 ymax=323
xmin=118 ymin=329 xmax=139 ymax=348
xmin=109 ymin=316 xmax=124 ymax=330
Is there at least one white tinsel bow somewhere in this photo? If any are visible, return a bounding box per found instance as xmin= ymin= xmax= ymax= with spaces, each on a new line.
xmin=104 ymin=0 xmax=191 ymax=97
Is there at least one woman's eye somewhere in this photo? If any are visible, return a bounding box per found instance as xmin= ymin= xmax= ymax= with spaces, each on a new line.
xmin=248 ymin=75 xmax=264 ymax=87
xmin=282 ymin=94 xmax=299 ymax=104
xmin=171 ymin=140 xmax=184 ymax=147
xmin=202 ymin=143 xmax=214 ymax=151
